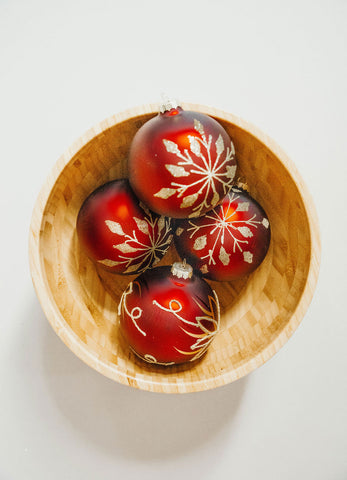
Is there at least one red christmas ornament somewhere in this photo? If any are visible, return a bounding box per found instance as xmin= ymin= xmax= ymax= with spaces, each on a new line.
xmin=128 ymin=100 xmax=237 ymax=218
xmin=76 ymin=179 xmax=172 ymax=274
xmin=174 ymin=187 xmax=271 ymax=281
xmin=119 ymin=262 xmax=220 ymax=365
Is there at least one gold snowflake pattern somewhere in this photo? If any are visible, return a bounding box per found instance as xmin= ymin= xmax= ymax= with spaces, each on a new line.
xmin=98 ymin=204 xmax=172 ymax=274
xmin=154 ymin=119 xmax=236 ymax=217
xmin=185 ymin=189 xmax=269 ymax=271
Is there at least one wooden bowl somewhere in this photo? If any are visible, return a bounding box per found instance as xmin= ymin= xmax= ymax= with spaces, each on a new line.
xmin=29 ymin=103 xmax=320 ymax=393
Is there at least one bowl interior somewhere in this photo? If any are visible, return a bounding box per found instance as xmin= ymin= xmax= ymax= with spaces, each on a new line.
xmin=33 ymin=105 xmax=316 ymax=393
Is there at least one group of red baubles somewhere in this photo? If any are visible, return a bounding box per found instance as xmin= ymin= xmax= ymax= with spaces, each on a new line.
xmin=77 ymin=101 xmax=271 ymax=366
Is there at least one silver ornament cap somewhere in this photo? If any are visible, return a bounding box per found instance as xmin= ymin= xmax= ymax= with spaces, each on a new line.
xmin=159 ymin=93 xmax=181 ymax=113
xmin=171 ymin=260 xmax=193 ymax=279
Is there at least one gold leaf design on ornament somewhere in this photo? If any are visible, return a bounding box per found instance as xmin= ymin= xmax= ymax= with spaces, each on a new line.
xmin=165 ymin=164 xmax=189 ymax=177
xmin=124 ymin=261 xmax=146 ymax=274
xmin=185 ymin=191 xmax=264 ymax=266
xmin=133 ymin=217 xmax=149 ymax=235
xmin=200 ymin=264 xmax=209 ymax=274
xmin=238 ymin=226 xmax=253 ymax=238
xmin=175 ymin=227 xmax=184 ymax=236
xmin=188 ymin=135 xmax=201 ymax=156
xmin=193 ymin=235 xmax=207 ymax=251
xmin=105 ymin=220 xmax=125 ymax=236
xmin=98 ymin=259 xmax=122 ymax=267
xmin=219 ymin=246 xmax=230 ymax=266
xmin=152 ymin=256 xmax=162 ymax=266
xmin=159 ymin=118 xmax=235 ymax=216
xmin=104 ymin=210 xmax=172 ymax=275
xmin=243 ymin=251 xmax=253 ymax=263
xmin=262 ymin=218 xmax=269 ymax=228
xmin=180 ymin=193 xmax=199 ymax=208
xmin=215 ymin=134 xmax=225 ymax=156
xmin=188 ymin=211 xmax=201 ymax=218
xmin=154 ymin=188 xmax=176 ymax=199
xmin=114 ymin=243 xmax=139 ymax=253
xmin=226 ymin=165 xmax=237 ymax=180
xmin=157 ymin=216 xmax=165 ymax=233
xmin=163 ymin=139 xmax=181 ymax=155
xmin=211 ymin=191 xmax=220 ymax=206
xmin=236 ymin=202 xmax=250 ymax=212
xmin=194 ymin=119 xmax=205 ymax=136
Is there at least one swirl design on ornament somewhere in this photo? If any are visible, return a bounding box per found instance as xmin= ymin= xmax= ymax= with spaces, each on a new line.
xmin=142 ymin=353 xmax=175 ymax=366
xmin=128 ymin=347 xmax=176 ymax=366
xmin=152 ymin=291 xmax=220 ymax=362
xmin=118 ymin=282 xmax=146 ymax=336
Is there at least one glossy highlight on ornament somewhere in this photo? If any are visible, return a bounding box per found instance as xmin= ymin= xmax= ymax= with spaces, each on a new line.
xmin=76 ymin=179 xmax=173 ymax=274
xmin=128 ymin=103 xmax=237 ymax=218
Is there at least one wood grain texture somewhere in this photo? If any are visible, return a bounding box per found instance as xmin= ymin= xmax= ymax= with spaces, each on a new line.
xmin=29 ymin=103 xmax=321 ymax=393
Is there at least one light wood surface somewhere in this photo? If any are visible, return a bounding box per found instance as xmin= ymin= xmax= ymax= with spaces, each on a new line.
xmin=28 ymin=103 xmax=321 ymax=393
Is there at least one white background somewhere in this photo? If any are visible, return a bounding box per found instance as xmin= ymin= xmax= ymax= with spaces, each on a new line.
xmin=1 ymin=0 xmax=346 ymax=479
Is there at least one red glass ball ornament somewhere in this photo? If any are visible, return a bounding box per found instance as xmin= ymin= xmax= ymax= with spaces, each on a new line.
xmin=174 ymin=187 xmax=271 ymax=281
xmin=76 ymin=179 xmax=173 ymax=274
xmin=128 ymin=102 xmax=237 ymax=218
xmin=119 ymin=262 xmax=220 ymax=365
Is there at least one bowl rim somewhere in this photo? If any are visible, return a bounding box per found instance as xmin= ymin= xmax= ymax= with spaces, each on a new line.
xmin=28 ymin=103 xmax=321 ymax=393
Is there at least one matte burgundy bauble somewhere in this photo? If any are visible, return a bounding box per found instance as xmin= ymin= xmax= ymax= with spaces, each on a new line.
xmin=119 ymin=262 xmax=220 ymax=365
xmin=128 ymin=105 xmax=237 ymax=218
xmin=174 ymin=187 xmax=271 ymax=281
xmin=76 ymin=179 xmax=172 ymax=274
